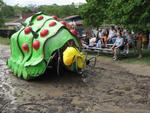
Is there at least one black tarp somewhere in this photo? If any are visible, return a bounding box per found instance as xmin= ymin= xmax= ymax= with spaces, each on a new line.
xmin=0 ymin=29 xmax=16 ymax=37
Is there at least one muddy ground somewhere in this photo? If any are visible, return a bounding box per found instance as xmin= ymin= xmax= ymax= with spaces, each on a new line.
xmin=0 ymin=44 xmax=150 ymax=113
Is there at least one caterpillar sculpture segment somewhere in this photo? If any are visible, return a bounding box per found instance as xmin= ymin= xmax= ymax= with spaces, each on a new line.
xmin=7 ymin=13 xmax=96 ymax=80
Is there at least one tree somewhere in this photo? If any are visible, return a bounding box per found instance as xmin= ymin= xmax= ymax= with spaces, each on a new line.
xmin=79 ymin=0 xmax=111 ymax=27
xmin=0 ymin=0 xmax=4 ymax=26
xmin=38 ymin=4 xmax=79 ymax=18
xmin=1 ymin=5 xmax=14 ymax=17
xmin=0 ymin=0 xmax=3 ymax=8
xmin=106 ymin=0 xmax=150 ymax=31
xmin=79 ymin=0 xmax=150 ymax=31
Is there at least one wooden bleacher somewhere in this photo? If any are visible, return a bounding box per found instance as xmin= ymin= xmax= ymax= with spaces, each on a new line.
xmin=82 ymin=44 xmax=113 ymax=54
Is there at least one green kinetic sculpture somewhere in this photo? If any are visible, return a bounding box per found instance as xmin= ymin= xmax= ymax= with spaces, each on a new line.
xmin=7 ymin=12 xmax=96 ymax=80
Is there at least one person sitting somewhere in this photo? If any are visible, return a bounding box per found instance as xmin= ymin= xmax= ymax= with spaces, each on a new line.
xmin=101 ymin=28 xmax=109 ymax=48
xmin=89 ymin=37 xmax=96 ymax=46
xmin=111 ymin=32 xmax=124 ymax=60
xmin=96 ymin=39 xmax=102 ymax=48
xmin=80 ymin=38 xmax=89 ymax=48
xmin=108 ymin=26 xmax=117 ymax=44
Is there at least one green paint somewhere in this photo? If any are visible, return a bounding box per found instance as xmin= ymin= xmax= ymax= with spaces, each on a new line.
xmin=7 ymin=13 xmax=81 ymax=80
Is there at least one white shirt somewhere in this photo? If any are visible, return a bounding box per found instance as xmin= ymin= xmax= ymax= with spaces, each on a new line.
xmin=108 ymin=29 xmax=115 ymax=39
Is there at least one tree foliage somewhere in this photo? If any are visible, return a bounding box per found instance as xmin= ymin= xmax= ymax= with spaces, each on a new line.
xmin=0 ymin=0 xmax=4 ymax=26
xmin=1 ymin=5 xmax=14 ymax=17
xmin=79 ymin=0 xmax=111 ymax=27
xmin=107 ymin=0 xmax=150 ymax=31
xmin=79 ymin=0 xmax=150 ymax=31
xmin=0 ymin=0 xmax=80 ymax=27
xmin=38 ymin=4 xmax=79 ymax=18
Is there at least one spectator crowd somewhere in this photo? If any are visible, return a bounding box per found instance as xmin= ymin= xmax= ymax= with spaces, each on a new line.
xmin=81 ymin=26 xmax=149 ymax=60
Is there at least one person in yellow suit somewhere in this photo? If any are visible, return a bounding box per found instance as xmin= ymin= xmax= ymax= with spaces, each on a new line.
xmin=63 ymin=47 xmax=86 ymax=72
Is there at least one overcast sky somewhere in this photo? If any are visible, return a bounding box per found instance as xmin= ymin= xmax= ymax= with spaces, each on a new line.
xmin=3 ymin=0 xmax=86 ymax=6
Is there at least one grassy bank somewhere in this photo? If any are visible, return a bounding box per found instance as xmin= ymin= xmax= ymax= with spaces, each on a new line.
xmin=0 ymin=37 xmax=10 ymax=45
xmin=122 ymin=49 xmax=150 ymax=65
xmin=97 ymin=49 xmax=150 ymax=66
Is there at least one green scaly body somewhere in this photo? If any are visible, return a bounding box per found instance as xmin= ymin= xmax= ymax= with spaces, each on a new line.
xmin=7 ymin=12 xmax=81 ymax=80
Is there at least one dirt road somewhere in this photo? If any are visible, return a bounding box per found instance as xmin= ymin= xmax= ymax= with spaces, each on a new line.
xmin=0 ymin=44 xmax=150 ymax=113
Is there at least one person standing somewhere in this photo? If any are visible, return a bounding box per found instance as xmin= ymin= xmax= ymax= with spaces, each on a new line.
xmin=148 ymin=32 xmax=150 ymax=49
xmin=136 ymin=32 xmax=143 ymax=58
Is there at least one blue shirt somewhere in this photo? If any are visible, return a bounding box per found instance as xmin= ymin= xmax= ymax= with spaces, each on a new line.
xmin=114 ymin=37 xmax=124 ymax=47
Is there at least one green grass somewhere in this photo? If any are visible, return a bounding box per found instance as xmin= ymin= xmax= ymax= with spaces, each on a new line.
xmin=122 ymin=49 xmax=150 ymax=65
xmin=0 ymin=36 xmax=10 ymax=45
xmin=95 ymin=49 xmax=150 ymax=66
